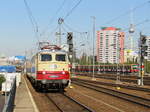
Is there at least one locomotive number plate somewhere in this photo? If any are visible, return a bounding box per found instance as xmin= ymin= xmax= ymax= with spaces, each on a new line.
xmin=50 ymin=64 xmax=57 ymax=69
xmin=49 ymin=75 xmax=59 ymax=78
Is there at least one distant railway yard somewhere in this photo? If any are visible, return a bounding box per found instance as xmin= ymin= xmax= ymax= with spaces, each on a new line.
xmin=72 ymin=72 xmax=150 ymax=85
xmin=24 ymin=73 xmax=150 ymax=112
xmin=0 ymin=67 xmax=150 ymax=112
xmin=1 ymin=44 xmax=150 ymax=112
xmin=2 ymin=0 xmax=150 ymax=111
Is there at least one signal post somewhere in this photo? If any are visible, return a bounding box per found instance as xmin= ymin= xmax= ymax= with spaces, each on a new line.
xmin=139 ymin=33 xmax=148 ymax=86
xmin=67 ymin=32 xmax=73 ymax=63
xmin=67 ymin=32 xmax=74 ymax=74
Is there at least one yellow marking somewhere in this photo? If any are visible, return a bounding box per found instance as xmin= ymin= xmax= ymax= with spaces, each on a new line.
xmin=91 ymin=78 xmax=96 ymax=81
xmin=116 ymin=87 xmax=121 ymax=90
xmin=142 ymin=71 xmax=144 ymax=76
xmin=69 ymin=86 xmax=74 ymax=89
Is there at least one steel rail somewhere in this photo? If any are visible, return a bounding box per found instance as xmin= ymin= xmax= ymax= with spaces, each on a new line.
xmin=73 ymin=72 xmax=150 ymax=85
xmin=72 ymin=78 xmax=150 ymax=92
xmin=45 ymin=94 xmax=64 ymax=112
xmin=45 ymin=93 xmax=95 ymax=112
xmin=62 ymin=93 xmax=95 ymax=112
xmin=73 ymin=80 xmax=150 ymax=108
xmin=73 ymin=72 xmax=150 ymax=80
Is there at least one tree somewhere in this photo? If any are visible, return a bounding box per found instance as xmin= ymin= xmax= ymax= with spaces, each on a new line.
xmin=0 ymin=75 xmax=6 ymax=89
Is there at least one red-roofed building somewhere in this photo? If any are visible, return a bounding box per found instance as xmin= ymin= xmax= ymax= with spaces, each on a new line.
xmin=101 ymin=27 xmax=118 ymax=31
xmin=97 ymin=27 xmax=125 ymax=64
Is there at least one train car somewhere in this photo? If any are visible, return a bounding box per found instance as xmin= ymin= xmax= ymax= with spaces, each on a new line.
xmin=130 ymin=64 xmax=139 ymax=72
xmin=27 ymin=44 xmax=71 ymax=90
xmin=73 ymin=64 xmax=139 ymax=74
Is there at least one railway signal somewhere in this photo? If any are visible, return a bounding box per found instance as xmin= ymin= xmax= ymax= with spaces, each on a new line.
xmin=67 ymin=32 xmax=73 ymax=64
xmin=140 ymin=35 xmax=148 ymax=60
xmin=67 ymin=32 xmax=73 ymax=54
xmin=139 ymin=33 xmax=148 ymax=86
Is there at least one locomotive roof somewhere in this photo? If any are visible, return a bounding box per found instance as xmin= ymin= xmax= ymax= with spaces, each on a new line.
xmin=38 ymin=49 xmax=67 ymax=54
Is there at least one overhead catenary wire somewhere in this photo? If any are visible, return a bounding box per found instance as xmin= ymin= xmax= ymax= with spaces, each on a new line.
xmin=44 ymin=25 xmax=60 ymax=42
xmin=61 ymin=25 xmax=68 ymax=33
xmin=23 ymin=0 xmax=38 ymax=29
xmin=41 ymin=0 xmax=67 ymax=37
xmin=123 ymin=19 xmax=150 ymax=50
xmin=122 ymin=19 xmax=150 ymax=32
xmin=23 ymin=0 xmax=40 ymax=42
xmin=63 ymin=21 xmax=87 ymax=34
xmin=103 ymin=0 xmax=150 ymax=25
xmin=63 ymin=0 xmax=83 ymax=20
xmin=42 ymin=0 xmax=83 ymax=43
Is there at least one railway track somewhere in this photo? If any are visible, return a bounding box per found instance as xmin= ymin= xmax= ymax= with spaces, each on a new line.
xmin=72 ymin=78 xmax=150 ymax=92
xmin=73 ymin=72 xmax=150 ymax=80
xmin=73 ymin=72 xmax=150 ymax=85
xmin=45 ymin=92 xmax=94 ymax=112
xmin=26 ymin=74 xmax=94 ymax=112
xmin=72 ymin=79 xmax=150 ymax=108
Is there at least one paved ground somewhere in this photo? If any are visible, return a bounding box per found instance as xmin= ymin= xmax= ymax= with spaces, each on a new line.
xmin=0 ymin=94 xmax=5 ymax=112
xmin=13 ymin=75 xmax=39 ymax=112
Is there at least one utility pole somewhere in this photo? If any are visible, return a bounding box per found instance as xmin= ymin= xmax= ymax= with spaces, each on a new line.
xmin=91 ymin=16 xmax=96 ymax=80
xmin=116 ymin=33 xmax=121 ymax=84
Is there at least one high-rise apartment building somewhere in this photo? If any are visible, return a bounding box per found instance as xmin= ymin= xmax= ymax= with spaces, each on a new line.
xmin=97 ymin=27 xmax=125 ymax=64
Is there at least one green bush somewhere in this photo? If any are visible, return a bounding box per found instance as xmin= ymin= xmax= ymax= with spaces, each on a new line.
xmin=0 ymin=75 xmax=6 ymax=85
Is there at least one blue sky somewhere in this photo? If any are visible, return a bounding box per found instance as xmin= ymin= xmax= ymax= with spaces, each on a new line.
xmin=0 ymin=0 xmax=150 ymax=56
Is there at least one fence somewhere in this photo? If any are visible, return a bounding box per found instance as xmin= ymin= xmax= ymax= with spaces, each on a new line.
xmin=2 ymin=78 xmax=16 ymax=112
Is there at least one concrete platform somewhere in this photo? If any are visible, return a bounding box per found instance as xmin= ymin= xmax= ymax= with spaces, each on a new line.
xmin=0 ymin=94 xmax=5 ymax=112
xmin=13 ymin=75 xmax=39 ymax=112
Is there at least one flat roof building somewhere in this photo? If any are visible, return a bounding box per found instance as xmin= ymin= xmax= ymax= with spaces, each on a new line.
xmin=97 ymin=27 xmax=125 ymax=64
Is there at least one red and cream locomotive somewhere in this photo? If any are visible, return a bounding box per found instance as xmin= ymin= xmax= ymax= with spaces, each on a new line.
xmin=27 ymin=43 xmax=71 ymax=90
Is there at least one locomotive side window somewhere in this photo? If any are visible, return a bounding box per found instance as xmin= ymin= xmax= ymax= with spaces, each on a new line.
xmin=56 ymin=54 xmax=66 ymax=61
xmin=41 ymin=54 xmax=52 ymax=61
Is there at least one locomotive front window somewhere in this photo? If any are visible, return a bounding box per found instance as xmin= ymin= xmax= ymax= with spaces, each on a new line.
xmin=41 ymin=54 xmax=52 ymax=61
xmin=56 ymin=54 xmax=66 ymax=61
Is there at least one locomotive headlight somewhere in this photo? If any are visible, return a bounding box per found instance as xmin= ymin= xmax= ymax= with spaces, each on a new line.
xmin=62 ymin=79 xmax=67 ymax=84
xmin=62 ymin=71 xmax=65 ymax=74
xmin=42 ymin=80 xmax=46 ymax=84
xmin=42 ymin=71 xmax=46 ymax=74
